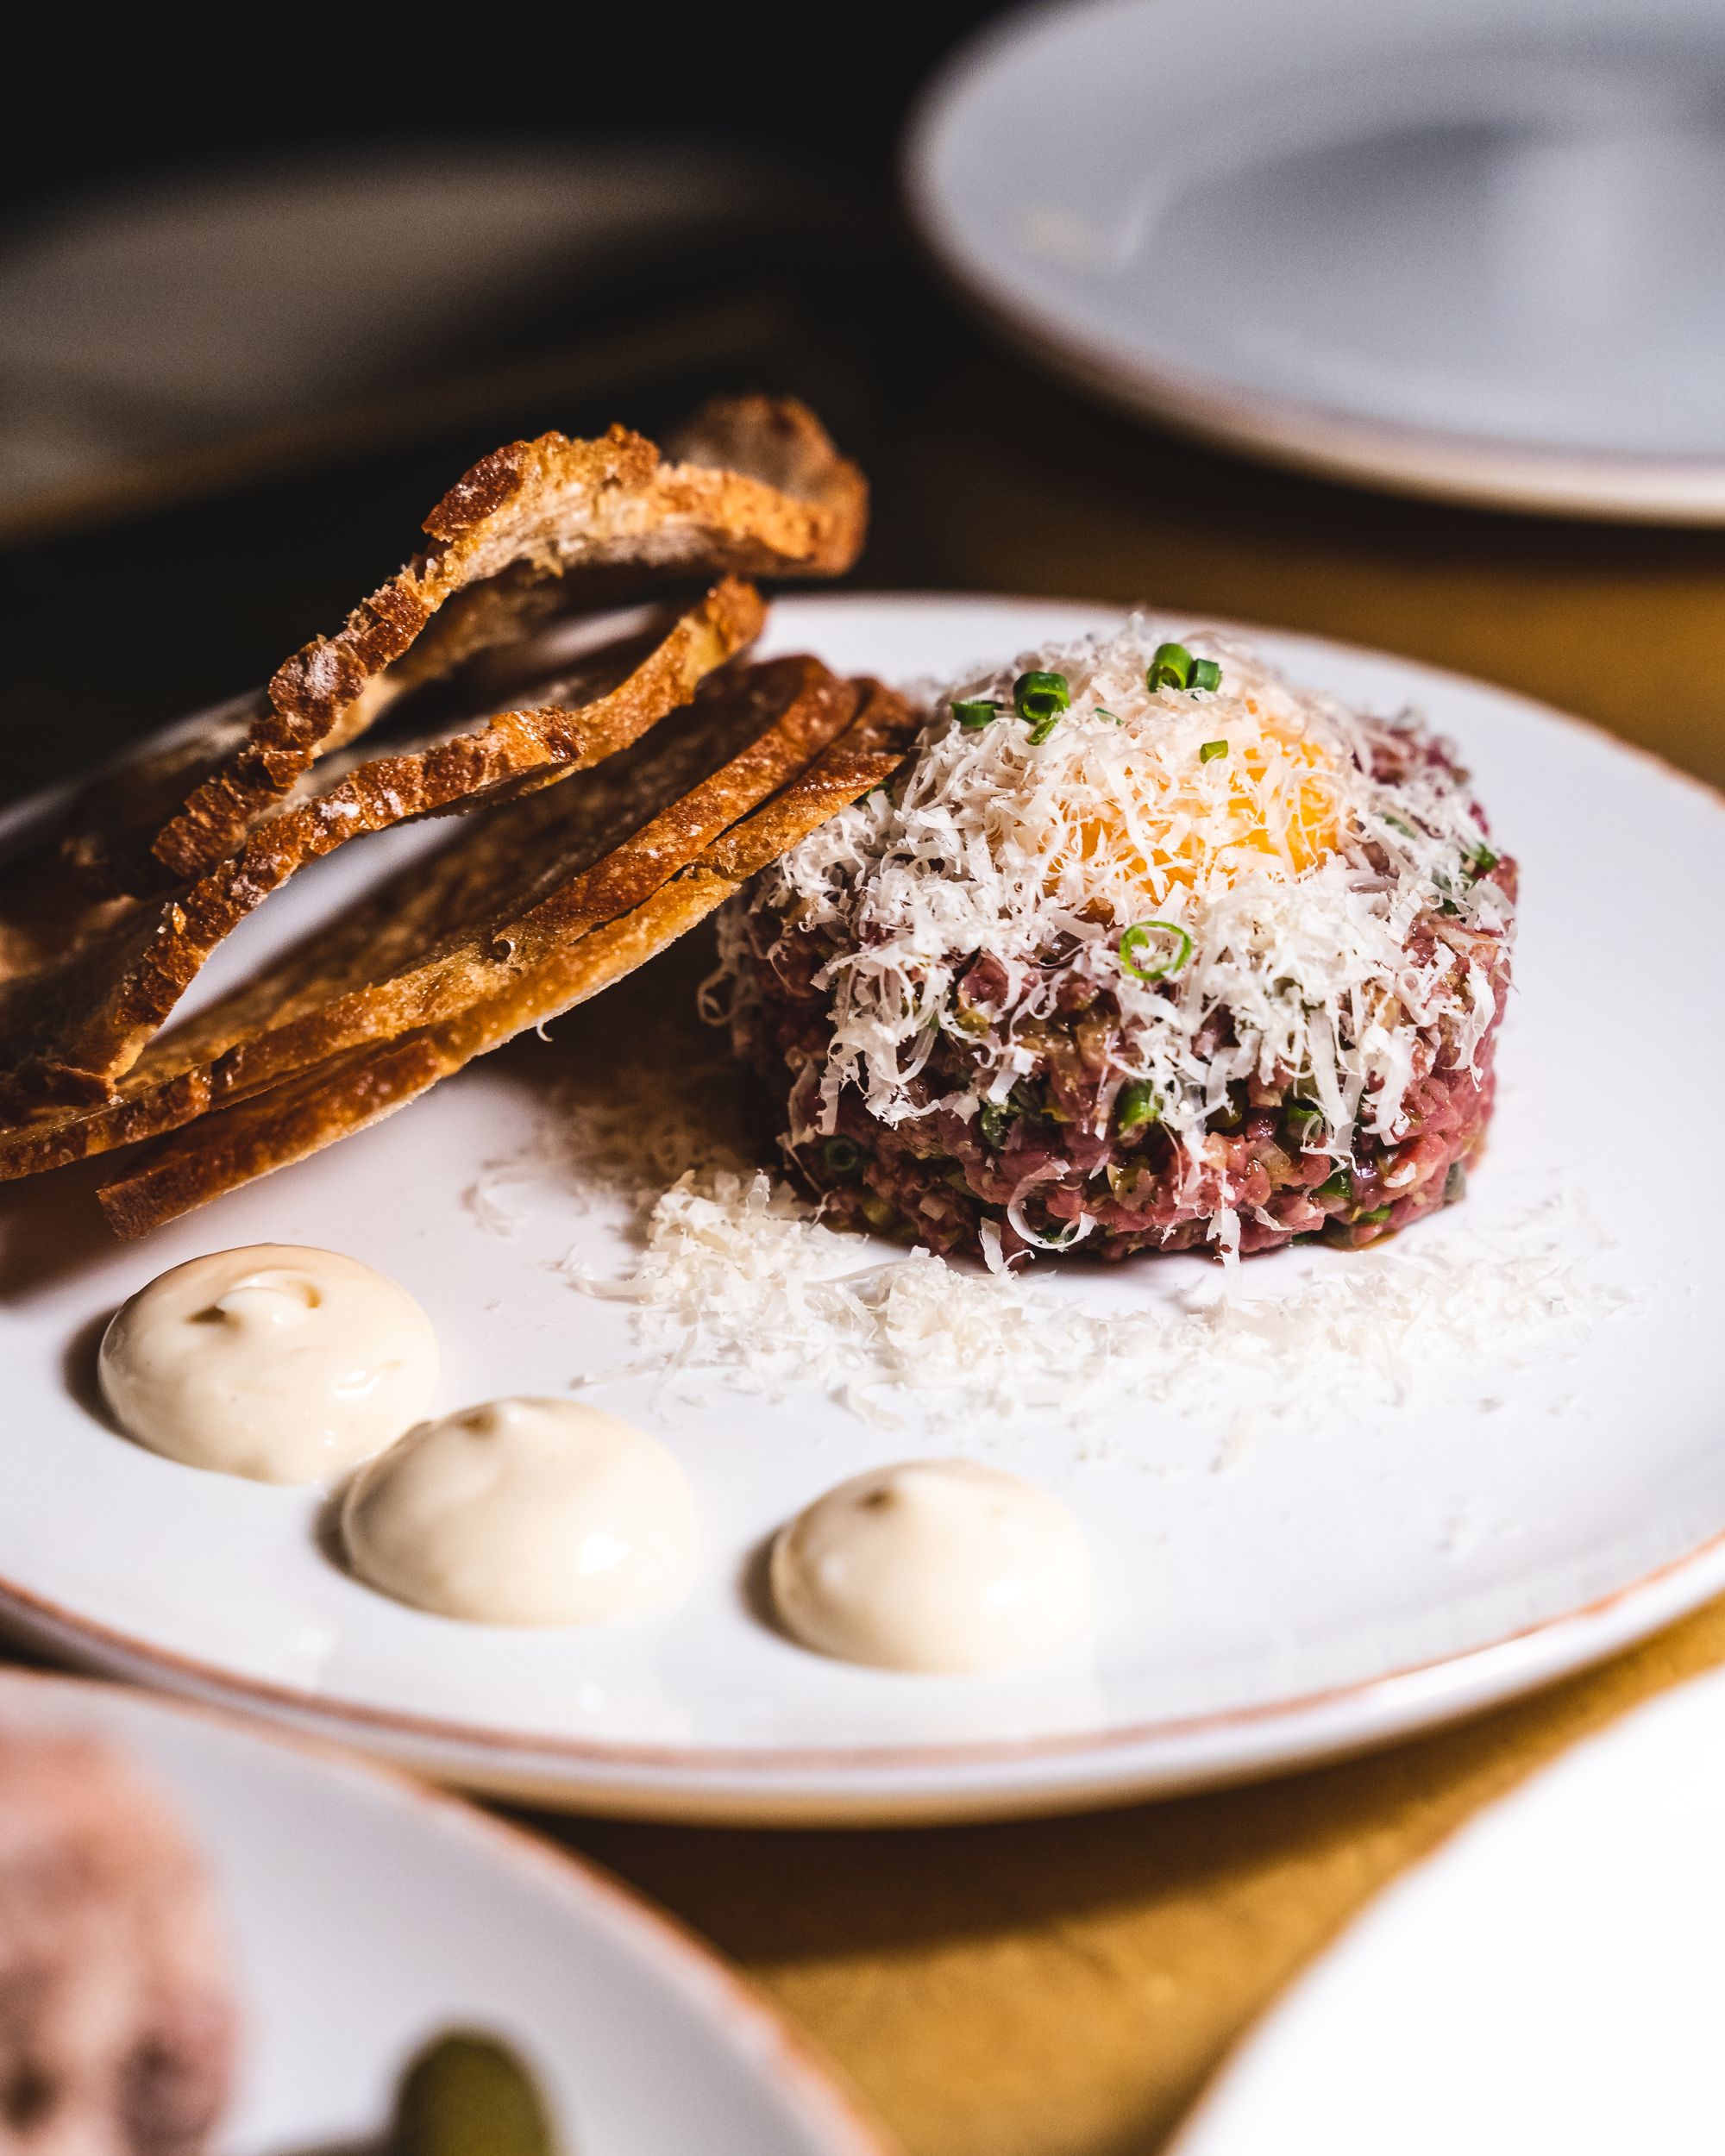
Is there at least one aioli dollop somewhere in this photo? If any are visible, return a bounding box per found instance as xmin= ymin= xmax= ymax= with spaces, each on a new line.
xmin=98 ymin=1244 xmax=438 ymax=1485
xmin=769 ymin=1457 xmax=1094 ymax=1673
xmin=342 ymin=1398 xmax=699 ymax=1626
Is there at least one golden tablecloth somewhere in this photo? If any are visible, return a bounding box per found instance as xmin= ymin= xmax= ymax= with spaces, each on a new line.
xmin=544 ymin=346 xmax=1725 ymax=2156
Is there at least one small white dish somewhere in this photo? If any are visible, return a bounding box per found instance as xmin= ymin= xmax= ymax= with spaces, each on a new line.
xmin=0 ymin=594 xmax=1718 ymax=1824
xmin=907 ymin=0 xmax=1725 ymax=520
xmin=1170 ymin=1661 xmax=1725 ymax=2155
xmin=0 ymin=1667 xmax=888 ymax=2156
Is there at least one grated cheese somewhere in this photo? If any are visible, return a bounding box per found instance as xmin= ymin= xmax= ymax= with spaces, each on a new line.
xmin=568 ymin=1167 xmax=1626 ymax=1433
xmin=718 ymin=619 xmax=1514 ymax=1172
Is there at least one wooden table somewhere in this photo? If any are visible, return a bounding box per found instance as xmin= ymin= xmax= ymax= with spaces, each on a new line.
xmin=5 ymin=248 xmax=1722 ymax=2156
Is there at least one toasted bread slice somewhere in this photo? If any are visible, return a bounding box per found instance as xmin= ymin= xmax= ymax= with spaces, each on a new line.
xmin=0 ymin=655 xmax=856 ymax=1177
xmin=143 ymin=396 xmax=866 ymax=887
xmin=0 ymin=693 xmax=261 ymax=988
xmin=0 ymin=580 xmax=763 ymax=1112
xmin=96 ymin=685 xmax=908 ymax=1236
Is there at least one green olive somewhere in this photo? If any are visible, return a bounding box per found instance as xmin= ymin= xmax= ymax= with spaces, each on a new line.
xmin=390 ymin=2033 xmax=557 ymax=2156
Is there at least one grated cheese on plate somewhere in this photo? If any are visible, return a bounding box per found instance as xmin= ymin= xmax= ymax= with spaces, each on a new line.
xmin=568 ymin=1166 xmax=1627 ymax=1433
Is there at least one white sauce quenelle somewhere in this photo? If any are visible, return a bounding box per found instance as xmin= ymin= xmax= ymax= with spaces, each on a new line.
xmin=770 ymin=1457 xmax=1094 ymax=1674
xmin=98 ymin=1244 xmax=438 ymax=1486
xmin=342 ymin=1398 xmax=699 ymax=1626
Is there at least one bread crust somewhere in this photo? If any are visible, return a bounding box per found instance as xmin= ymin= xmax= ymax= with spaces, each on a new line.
xmin=148 ymin=398 xmax=866 ymax=884
xmin=0 ymin=656 xmax=856 ymax=1178
xmin=0 ymin=580 xmax=763 ymax=1112
xmin=96 ymin=683 xmax=909 ymax=1236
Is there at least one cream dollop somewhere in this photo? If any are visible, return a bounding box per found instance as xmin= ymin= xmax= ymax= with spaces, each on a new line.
xmin=342 ymin=1398 xmax=699 ymax=1626
xmin=98 ymin=1244 xmax=438 ymax=1485
xmin=769 ymin=1457 xmax=1094 ymax=1673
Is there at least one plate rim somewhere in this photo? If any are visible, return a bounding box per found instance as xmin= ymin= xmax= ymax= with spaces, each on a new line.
xmin=1159 ymin=1658 xmax=1725 ymax=2155
xmin=901 ymin=0 xmax=1725 ymax=525
xmin=3 ymin=594 xmax=1721 ymax=1826
xmin=0 ymin=1661 xmax=898 ymax=2156
xmin=7 ymin=1518 xmax=1725 ymax=1823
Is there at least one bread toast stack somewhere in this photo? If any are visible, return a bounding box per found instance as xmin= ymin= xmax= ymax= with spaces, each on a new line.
xmin=0 ymin=398 xmax=906 ymax=1235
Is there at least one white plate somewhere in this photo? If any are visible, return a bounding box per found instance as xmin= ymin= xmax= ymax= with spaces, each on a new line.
xmin=906 ymin=0 xmax=1725 ymax=521
xmin=1170 ymin=1661 xmax=1725 ymax=2154
xmin=0 ymin=1667 xmax=887 ymax=2156
xmin=0 ymin=595 xmax=1720 ymax=1824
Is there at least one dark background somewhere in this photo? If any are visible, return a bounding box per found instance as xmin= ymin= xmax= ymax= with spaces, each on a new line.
xmin=9 ymin=0 xmax=1723 ymax=804
xmin=3 ymin=0 xmax=1002 ymax=225
xmin=0 ymin=0 xmax=1019 ymax=796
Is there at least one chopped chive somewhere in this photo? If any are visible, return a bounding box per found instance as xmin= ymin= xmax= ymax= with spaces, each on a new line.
xmin=1118 ymin=918 xmax=1195 ymax=983
xmin=1316 ymin=1169 xmax=1351 ymax=1201
xmin=1199 ymin=739 xmax=1228 ymax=763
xmin=822 ymin=1136 xmax=861 ymax=1176
xmin=1357 ymin=1204 xmax=1393 ymax=1225
xmin=1114 ymin=1079 xmax=1160 ymax=1134
xmin=1189 ymin=656 xmax=1223 ymax=693
xmin=1468 ymin=843 xmax=1500 ymax=877
xmin=1383 ymin=813 xmax=1416 ymax=838
xmin=1208 ymin=1087 xmax=1246 ymax=1133
xmin=1094 ymin=705 xmax=1120 ymax=724
xmin=1444 ymin=1162 xmax=1468 ymax=1203
xmin=1147 ymin=641 xmax=1194 ymax=692
xmin=1013 ymin=670 xmax=1070 ymax=728
xmin=952 ymin=698 xmax=1000 ymax=730
xmin=950 ymin=996 xmax=991 ymax=1037
xmin=979 ymin=1100 xmax=1014 ymax=1150
xmin=1020 ymin=1212 xmax=1086 ymax=1250
xmin=1284 ymin=1101 xmax=1323 ymax=1149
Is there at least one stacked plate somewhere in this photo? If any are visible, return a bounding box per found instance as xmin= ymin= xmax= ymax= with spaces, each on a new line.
xmin=907 ymin=0 xmax=1725 ymax=520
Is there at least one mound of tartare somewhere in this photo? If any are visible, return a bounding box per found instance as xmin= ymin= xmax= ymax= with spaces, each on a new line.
xmin=715 ymin=621 xmax=1515 ymax=1264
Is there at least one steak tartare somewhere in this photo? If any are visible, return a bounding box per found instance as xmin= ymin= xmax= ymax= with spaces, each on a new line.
xmin=714 ymin=621 xmax=1515 ymax=1265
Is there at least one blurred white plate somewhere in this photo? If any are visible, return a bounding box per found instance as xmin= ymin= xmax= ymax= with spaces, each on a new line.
xmin=0 ymin=1668 xmax=888 ymax=2156
xmin=907 ymin=0 xmax=1725 ymax=519
xmin=1171 ymin=1662 xmax=1725 ymax=2154
xmin=0 ymin=146 xmax=769 ymax=511
xmin=0 ymin=596 xmax=1720 ymax=1823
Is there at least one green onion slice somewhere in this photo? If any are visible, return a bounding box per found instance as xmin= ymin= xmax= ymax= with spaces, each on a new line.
xmin=1199 ymin=738 xmax=1227 ymax=762
xmin=1189 ymin=656 xmax=1223 ymax=693
xmin=1118 ymin=918 xmax=1195 ymax=983
xmin=822 ymin=1136 xmax=861 ymax=1176
xmin=1357 ymin=1204 xmax=1393 ymax=1225
xmin=1147 ymin=642 xmax=1194 ymax=692
xmin=1013 ymin=1207 xmax=1088 ymax=1250
xmin=1283 ymin=1101 xmax=1323 ymax=1150
xmin=1469 ymin=843 xmax=1500 ymax=877
xmin=1013 ymin=670 xmax=1071 ymax=726
xmin=1094 ymin=705 xmax=1120 ymax=724
xmin=1114 ymin=1079 xmax=1160 ymax=1134
xmin=952 ymin=698 xmax=1000 ymax=730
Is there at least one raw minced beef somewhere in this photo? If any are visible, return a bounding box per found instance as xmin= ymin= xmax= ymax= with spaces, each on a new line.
xmin=712 ymin=620 xmax=1515 ymax=1265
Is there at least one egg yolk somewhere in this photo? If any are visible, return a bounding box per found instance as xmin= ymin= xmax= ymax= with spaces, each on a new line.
xmin=1073 ymin=707 xmax=1343 ymax=898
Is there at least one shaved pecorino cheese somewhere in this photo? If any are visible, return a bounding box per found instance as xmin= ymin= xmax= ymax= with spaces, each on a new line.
xmin=723 ymin=619 xmax=1513 ymax=1165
